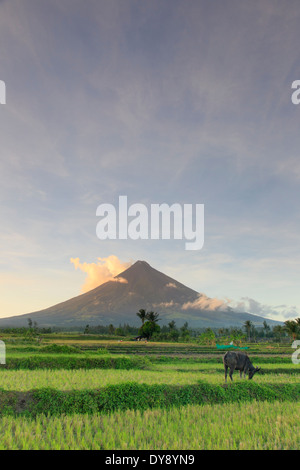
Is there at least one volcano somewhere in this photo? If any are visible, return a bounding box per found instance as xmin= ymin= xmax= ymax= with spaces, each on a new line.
xmin=0 ymin=260 xmax=280 ymax=328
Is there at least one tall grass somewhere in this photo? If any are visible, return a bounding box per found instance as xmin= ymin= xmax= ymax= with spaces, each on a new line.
xmin=0 ymin=365 xmax=298 ymax=391
xmin=0 ymin=401 xmax=298 ymax=450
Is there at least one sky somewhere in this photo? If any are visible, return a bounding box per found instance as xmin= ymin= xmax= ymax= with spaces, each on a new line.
xmin=1 ymin=0 xmax=300 ymax=322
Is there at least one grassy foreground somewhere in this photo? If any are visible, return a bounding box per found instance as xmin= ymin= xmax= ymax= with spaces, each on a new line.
xmin=0 ymin=336 xmax=298 ymax=450
xmin=0 ymin=400 xmax=298 ymax=450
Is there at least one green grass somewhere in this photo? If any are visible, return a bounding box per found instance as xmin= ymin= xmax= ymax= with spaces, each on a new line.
xmin=0 ymin=337 xmax=298 ymax=450
xmin=2 ymin=349 xmax=294 ymax=369
xmin=2 ymin=353 xmax=151 ymax=370
xmin=0 ymin=363 xmax=299 ymax=391
xmin=0 ymin=401 xmax=298 ymax=450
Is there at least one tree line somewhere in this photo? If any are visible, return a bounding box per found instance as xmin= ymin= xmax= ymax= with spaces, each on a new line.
xmin=1 ymin=314 xmax=299 ymax=343
xmin=134 ymin=312 xmax=300 ymax=342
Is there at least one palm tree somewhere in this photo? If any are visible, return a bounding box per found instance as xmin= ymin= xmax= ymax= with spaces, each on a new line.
xmin=263 ymin=321 xmax=270 ymax=337
xmin=136 ymin=309 xmax=147 ymax=325
xmin=284 ymin=320 xmax=298 ymax=341
xmin=244 ymin=320 xmax=253 ymax=341
xmin=146 ymin=311 xmax=160 ymax=323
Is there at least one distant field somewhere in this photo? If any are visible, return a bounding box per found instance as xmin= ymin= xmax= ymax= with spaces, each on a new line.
xmin=0 ymin=334 xmax=299 ymax=450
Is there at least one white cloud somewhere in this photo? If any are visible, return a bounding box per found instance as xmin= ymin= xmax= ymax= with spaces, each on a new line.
xmin=229 ymin=297 xmax=299 ymax=322
xmin=182 ymin=293 xmax=230 ymax=311
xmin=154 ymin=300 xmax=177 ymax=308
xmin=70 ymin=255 xmax=131 ymax=293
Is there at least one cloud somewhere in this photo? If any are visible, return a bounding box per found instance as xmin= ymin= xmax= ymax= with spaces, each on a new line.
xmin=70 ymin=255 xmax=131 ymax=293
xmin=229 ymin=297 xmax=299 ymax=321
xmin=166 ymin=282 xmax=177 ymax=288
xmin=182 ymin=293 xmax=230 ymax=311
xmin=154 ymin=300 xmax=177 ymax=308
xmin=181 ymin=293 xmax=298 ymax=321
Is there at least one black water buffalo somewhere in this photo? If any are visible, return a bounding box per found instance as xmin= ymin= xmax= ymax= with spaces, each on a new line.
xmin=223 ymin=351 xmax=261 ymax=382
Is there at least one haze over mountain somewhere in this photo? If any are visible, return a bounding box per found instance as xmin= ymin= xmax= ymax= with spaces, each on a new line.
xmin=0 ymin=261 xmax=281 ymax=328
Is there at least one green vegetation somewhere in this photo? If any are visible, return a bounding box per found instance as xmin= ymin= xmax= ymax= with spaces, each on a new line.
xmin=136 ymin=309 xmax=161 ymax=339
xmin=0 ymin=328 xmax=299 ymax=450
xmin=0 ymin=380 xmax=299 ymax=417
xmin=0 ymin=401 xmax=298 ymax=450
xmin=1 ymin=354 xmax=151 ymax=370
xmin=3 ymin=315 xmax=300 ymax=343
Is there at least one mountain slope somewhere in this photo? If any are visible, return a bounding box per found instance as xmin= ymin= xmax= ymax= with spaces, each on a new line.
xmin=0 ymin=260 xmax=280 ymax=328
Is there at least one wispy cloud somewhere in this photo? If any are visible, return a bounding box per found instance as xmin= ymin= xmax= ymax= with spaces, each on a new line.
xmin=165 ymin=282 xmax=177 ymax=288
xmin=229 ymin=297 xmax=299 ymax=322
xmin=154 ymin=300 xmax=177 ymax=308
xmin=182 ymin=292 xmax=298 ymax=322
xmin=182 ymin=293 xmax=230 ymax=311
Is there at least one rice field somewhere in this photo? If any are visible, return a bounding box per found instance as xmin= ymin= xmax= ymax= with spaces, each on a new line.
xmin=0 ymin=336 xmax=299 ymax=450
xmin=0 ymin=363 xmax=299 ymax=391
xmin=0 ymin=401 xmax=298 ymax=450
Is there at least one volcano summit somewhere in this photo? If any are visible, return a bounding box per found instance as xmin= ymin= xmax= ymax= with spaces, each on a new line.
xmin=0 ymin=260 xmax=280 ymax=328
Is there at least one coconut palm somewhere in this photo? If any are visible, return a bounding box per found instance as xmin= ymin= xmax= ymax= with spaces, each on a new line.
xmin=244 ymin=320 xmax=253 ymax=341
xmin=146 ymin=311 xmax=160 ymax=323
xmin=284 ymin=320 xmax=299 ymax=341
xmin=136 ymin=309 xmax=147 ymax=325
